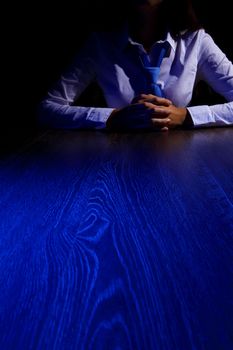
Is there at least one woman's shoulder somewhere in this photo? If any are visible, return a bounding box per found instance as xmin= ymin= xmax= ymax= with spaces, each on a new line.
xmin=187 ymin=29 xmax=229 ymax=66
xmin=179 ymin=28 xmax=213 ymax=43
xmin=178 ymin=28 xmax=219 ymax=54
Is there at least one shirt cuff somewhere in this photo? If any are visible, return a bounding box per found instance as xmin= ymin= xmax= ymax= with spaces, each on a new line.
xmin=187 ymin=105 xmax=215 ymax=128
xmin=86 ymin=107 xmax=115 ymax=129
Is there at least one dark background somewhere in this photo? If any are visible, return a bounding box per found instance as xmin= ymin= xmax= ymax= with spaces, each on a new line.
xmin=2 ymin=0 xmax=232 ymax=135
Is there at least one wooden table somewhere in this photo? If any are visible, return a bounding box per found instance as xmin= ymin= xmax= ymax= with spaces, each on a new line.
xmin=0 ymin=128 xmax=233 ymax=349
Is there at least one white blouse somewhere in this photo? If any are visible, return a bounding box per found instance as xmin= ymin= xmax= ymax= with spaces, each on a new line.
xmin=38 ymin=29 xmax=233 ymax=129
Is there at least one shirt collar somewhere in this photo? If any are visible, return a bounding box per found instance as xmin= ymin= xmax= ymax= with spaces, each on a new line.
xmin=128 ymin=32 xmax=176 ymax=52
xmin=98 ymin=25 xmax=177 ymax=51
xmin=113 ymin=25 xmax=177 ymax=52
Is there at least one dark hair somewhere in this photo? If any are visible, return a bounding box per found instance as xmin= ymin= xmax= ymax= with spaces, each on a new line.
xmin=127 ymin=0 xmax=202 ymax=36
xmin=162 ymin=0 xmax=202 ymax=35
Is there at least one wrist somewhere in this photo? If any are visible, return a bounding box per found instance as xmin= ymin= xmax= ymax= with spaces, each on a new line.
xmin=183 ymin=109 xmax=194 ymax=128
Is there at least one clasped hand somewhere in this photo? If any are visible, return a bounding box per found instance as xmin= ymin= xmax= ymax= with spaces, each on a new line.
xmin=106 ymin=94 xmax=189 ymax=131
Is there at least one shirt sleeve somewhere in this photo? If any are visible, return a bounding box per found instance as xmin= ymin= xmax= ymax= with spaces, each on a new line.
xmin=187 ymin=30 xmax=233 ymax=127
xmin=37 ymin=34 xmax=114 ymax=129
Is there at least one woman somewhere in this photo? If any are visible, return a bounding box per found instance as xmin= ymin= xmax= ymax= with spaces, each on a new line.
xmin=38 ymin=0 xmax=233 ymax=130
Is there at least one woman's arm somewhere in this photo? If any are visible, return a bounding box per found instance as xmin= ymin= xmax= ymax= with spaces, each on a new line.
xmin=187 ymin=31 xmax=233 ymax=127
xmin=37 ymin=34 xmax=114 ymax=129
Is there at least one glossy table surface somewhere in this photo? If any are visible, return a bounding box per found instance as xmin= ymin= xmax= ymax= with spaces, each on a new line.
xmin=0 ymin=128 xmax=233 ymax=349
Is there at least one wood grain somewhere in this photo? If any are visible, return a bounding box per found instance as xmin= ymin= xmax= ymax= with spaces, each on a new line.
xmin=0 ymin=128 xmax=232 ymax=349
